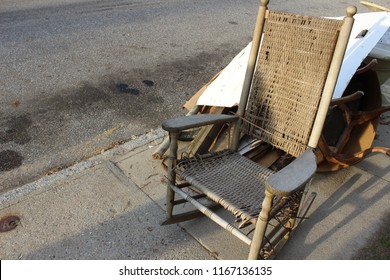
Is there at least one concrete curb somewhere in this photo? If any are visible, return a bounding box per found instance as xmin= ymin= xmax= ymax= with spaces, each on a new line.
xmin=0 ymin=128 xmax=166 ymax=210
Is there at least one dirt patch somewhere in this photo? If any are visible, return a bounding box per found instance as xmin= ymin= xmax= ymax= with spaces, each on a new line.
xmin=0 ymin=115 xmax=32 ymax=145
xmin=0 ymin=150 xmax=24 ymax=171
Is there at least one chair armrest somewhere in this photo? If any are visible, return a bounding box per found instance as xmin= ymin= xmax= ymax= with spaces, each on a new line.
xmin=162 ymin=114 xmax=239 ymax=133
xmin=266 ymin=148 xmax=317 ymax=196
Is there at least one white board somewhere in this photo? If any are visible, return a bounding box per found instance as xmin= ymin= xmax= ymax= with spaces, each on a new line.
xmin=333 ymin=11 xmax=390 ymax=98
xmin=196 ymin=12 xmax=390 ymax=107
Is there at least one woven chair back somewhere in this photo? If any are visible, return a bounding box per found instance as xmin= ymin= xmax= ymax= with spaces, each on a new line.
xmin=242 ymin=11 xmax=343 ymax=157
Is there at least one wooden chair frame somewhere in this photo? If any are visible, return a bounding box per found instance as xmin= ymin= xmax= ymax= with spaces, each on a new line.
xmin=161 ymin=0 xmax=356 ymax=259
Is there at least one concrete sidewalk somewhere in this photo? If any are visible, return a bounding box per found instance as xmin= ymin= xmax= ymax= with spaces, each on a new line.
xmin=0 ymin=113 xmax=389 ymax=260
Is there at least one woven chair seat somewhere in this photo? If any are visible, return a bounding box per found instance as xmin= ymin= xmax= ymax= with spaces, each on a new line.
xmin=176 ymin=150 xmax=275 ymax=221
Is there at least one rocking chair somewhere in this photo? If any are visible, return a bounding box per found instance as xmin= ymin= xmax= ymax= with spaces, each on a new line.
xmin=161 ymin=0 xmax=356 ymax=259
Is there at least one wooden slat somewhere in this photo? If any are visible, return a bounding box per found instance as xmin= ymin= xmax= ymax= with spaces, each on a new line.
xmin=185 ymin=106 xmax=226 ymax=155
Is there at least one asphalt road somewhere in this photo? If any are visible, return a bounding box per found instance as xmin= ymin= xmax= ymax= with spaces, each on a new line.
xmin=0 ymin=0 xmax=388 ymax=192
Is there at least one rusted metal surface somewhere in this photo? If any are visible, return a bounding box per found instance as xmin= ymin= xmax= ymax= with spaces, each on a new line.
xmin=0 ymin=215 xmax=20 ymax=232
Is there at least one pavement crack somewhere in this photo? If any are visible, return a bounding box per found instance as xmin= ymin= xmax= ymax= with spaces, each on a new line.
xmin=105 ymin=161 xmax=138 ymax=189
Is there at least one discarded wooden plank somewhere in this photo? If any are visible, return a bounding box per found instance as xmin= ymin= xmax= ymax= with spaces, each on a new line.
xmin=360 ymin=1 xmax=390 ymax=12
xmin=256 ymin=149 xmax=284 ymax=168
xmin=209 ymin=125 xmax=233 ymax=152
xmin=244 ymin=142 xmax=272 ymax=162
xmin=238 ymin=135 xmax=264 ymax=155
xmin=183 ymin=70 xmax=222 ymax=111
xmin=185 ymin=106 xmax=225 ymax=155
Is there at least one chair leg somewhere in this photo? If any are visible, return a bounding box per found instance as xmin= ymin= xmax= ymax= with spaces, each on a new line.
xmin=248 ymin=189 xmax=275 ymax=260
xmin=166 ymin=132 xmax=179 ymax=220
xmin=166 ymin=186 xmax=175 ymax=219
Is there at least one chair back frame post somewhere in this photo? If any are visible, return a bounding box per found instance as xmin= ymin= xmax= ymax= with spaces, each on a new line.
xmin=232 ymin=0 xmax=269 ymax=150
xmin=308 ymin=6 xmax=357 ymax=149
